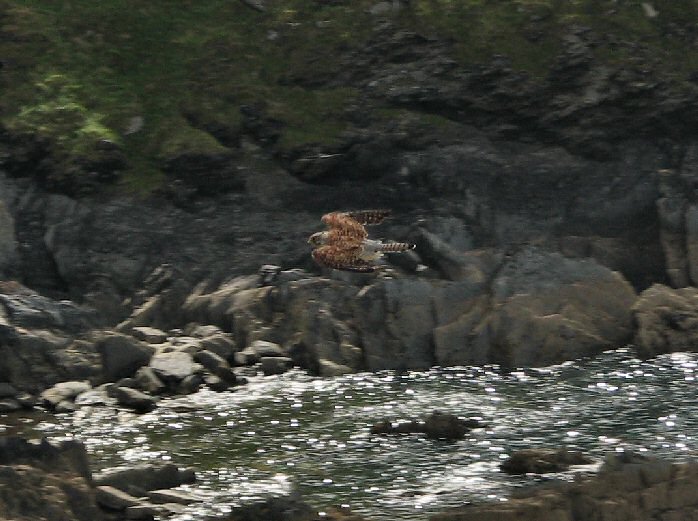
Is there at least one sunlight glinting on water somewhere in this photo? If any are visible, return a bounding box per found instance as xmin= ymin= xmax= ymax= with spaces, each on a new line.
xmin=25 ymin=348 xmax=698 ymax=520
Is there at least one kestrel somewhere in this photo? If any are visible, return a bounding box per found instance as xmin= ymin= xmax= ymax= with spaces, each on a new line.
xmin=308 ymin=210 xmax=415 ymax=272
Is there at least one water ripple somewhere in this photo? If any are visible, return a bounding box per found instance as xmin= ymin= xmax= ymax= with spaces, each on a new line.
xmin=14 ymin=348 xmax=698 ymax=520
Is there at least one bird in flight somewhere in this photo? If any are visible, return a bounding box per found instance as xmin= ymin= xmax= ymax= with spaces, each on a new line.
xmin=308 ymin=210 xmax=415 ymax=272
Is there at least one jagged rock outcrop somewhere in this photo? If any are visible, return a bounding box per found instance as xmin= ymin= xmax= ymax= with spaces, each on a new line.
xmin=0 ymin=281 xmax=102 ymax=393
xmin=176 ymin=247 xmax=636 ymax=372
xmin=0 ymin=437 xmax=106 ymax=521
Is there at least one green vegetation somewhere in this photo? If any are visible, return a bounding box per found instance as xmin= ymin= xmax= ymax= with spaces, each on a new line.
xmin=2 ymin=0 xmax=697 ymax=192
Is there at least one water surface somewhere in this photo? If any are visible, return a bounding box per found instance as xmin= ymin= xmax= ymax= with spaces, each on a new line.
xmin=6 ymin=348 xmax=698 ymax=520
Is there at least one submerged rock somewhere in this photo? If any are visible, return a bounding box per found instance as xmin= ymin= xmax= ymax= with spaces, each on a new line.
xmin=500 ymin=448 xmax=593 ymax=475
xmin=93 ymin=463 xmax=196 ymax=497
xmin=371 ymin=411 xmax=482 ymax=440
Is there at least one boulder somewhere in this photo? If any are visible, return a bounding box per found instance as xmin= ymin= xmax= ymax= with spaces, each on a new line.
xmin=96 ymin=332 xmax=155 ymax=381
xmin=632 ymin=284 xmax=698 ymax=358
xmin=194 ymin=350 xmax=237 ymax=382
xmin=40 ymin=380 xmax=91 ymax=409
xmin=149 ymin=350 xmax=197 ymax=384
xmin=435 ymin=247 xmax=637 ymax=367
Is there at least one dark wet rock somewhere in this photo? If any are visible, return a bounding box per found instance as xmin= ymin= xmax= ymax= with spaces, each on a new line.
xmin=107 ymin=385 xmax=157 ymax=413
xmin=0 ymin=437 xmax=92 ymax=480
xmin=194 ymin=349 xmax=237 ymax=382
xmin=0 ymin=382 xmax=19 ymax=398
xmin=96 ymin=332 xmax=155 ymax=381
xmin=177 ymin=373 xmax=204 ymax=394
xmin=371 ymin=411 xmax=482 ymax=440
xmin=633 ymin=284 xmax=698 ymax=358
xmin=95 ymin=485 xmax=141 ymax=510
xmin=149 ymin=350 xmax=197 ymax=384
xmin=500 ymin=448 xmax=593 ymax=475
xmin=260 ymin=356 xmax=293 ymax=376
xmin=93 ymin=463 xmax=196 ymax=496
xmin=223 ymin=492 xmax=316 ymax=521
xmin=125 ymin=503 xmax=158 ymax=520
xmin=0 ymin=201 xmax=19 ymax=277
xmin=131 ymin=326 xmax=168 ymax=344
xmin=133 ymin=366 xmax=166 ymax=394
xmin=40 ymin=380 xmax=91 ymax=410
xmin=203 ymin=374 xmax=232 ymax=392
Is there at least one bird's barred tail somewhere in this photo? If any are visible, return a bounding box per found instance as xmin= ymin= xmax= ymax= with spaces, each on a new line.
xmin=379 ymin=242 xmax=415 ymax=253
xmin=347 ymin=209 xmax=391 ymax=225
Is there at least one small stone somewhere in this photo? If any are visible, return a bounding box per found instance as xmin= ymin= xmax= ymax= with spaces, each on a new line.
xmin=131 ymin=326 xmax=168 ymax=344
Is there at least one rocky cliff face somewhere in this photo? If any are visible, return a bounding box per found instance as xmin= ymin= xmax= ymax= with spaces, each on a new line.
xmin=2 ymin=4 xmax=698 ymax=375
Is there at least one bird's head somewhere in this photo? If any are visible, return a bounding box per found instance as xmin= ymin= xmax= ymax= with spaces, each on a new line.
xmin=308 ymin=231 xmax=328 ymax=247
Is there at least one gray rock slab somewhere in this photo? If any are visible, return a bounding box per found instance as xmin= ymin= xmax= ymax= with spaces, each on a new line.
xmin=96 ymin=485 xmax=141 ymax=510
xmin=131 ymin=326 xmax=168 ymax=344
xmin=147 ymin=489 xmax=199 ymax=504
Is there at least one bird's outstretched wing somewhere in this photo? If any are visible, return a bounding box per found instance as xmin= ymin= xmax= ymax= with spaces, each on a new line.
xmin=321 ymin=212 xmax=368 ymax=239
xmin=345 ymin=209 xmax=391 ymax=225
xmin=311 ymin=245 xmax=378 ymax=273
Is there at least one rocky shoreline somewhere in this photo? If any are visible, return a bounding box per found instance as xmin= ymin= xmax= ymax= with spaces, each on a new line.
xmin=3 ymin=433 xmax=698 ymax=521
